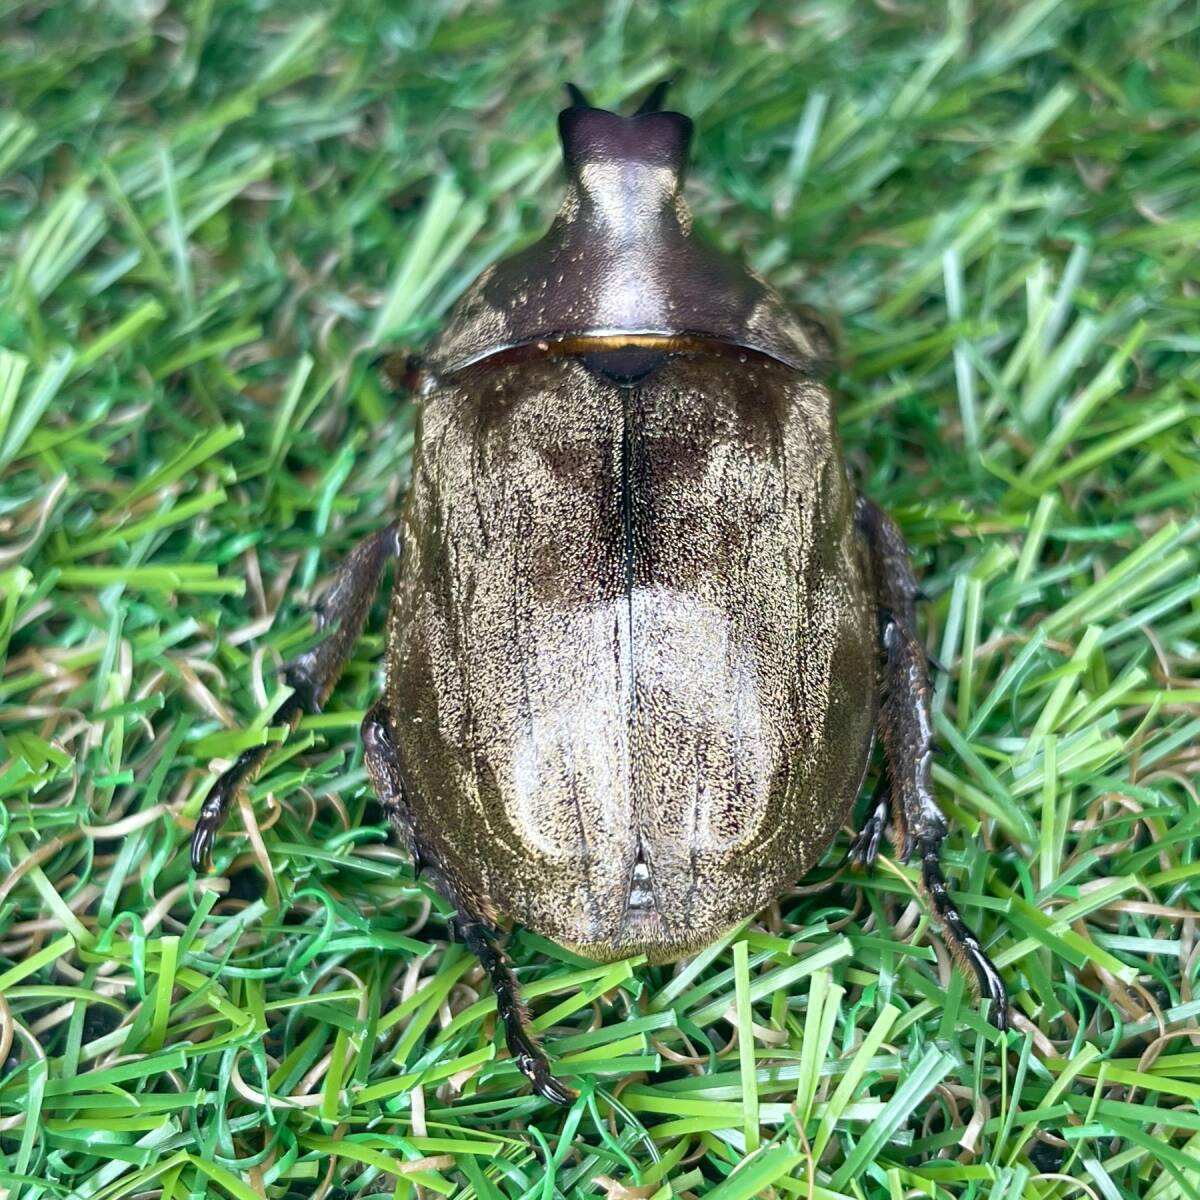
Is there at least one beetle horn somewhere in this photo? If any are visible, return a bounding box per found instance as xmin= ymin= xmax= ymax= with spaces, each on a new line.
xmin=563 ymin=81 xmax=593 ymax=109
xmin=633 ymin=78 xmax=675 ymax=115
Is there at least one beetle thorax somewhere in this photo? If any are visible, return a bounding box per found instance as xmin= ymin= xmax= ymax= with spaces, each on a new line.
xmin=565 ymin=161 xmax=690 ymax=242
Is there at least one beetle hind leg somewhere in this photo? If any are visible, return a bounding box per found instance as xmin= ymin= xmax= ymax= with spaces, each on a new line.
xmin=361 ymin=700 xmax=575 ymax=1106
xmin=857 ymin=497 xmax=1009 ymax=1031
xmin=190 ymin=522 xmax=401 ymax=871
xmin=454 ymin=916 xmax=576 ymax=1106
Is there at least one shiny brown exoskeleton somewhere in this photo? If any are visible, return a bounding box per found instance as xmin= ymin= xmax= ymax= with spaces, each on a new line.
xmin=192 ymin=83 xmax=1008 ymax=1104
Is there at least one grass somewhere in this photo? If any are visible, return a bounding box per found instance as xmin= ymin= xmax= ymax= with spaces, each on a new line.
xmin=2 ymin=0 xmax=1199 ymax=1196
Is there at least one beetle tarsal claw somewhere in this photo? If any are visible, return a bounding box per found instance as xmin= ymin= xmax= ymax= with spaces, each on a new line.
xmin=189 ymin=738 xmax=275 ymax=872
xmin=189 ymin=814 xmax=217 ymax=872
xmin=847 ymin=785 xmax=890 ymax=871
xmin=517 ymin=1051 xmax=576 ymax=1105
xmin=537 ymin=1072 xmax=577 ymax=1106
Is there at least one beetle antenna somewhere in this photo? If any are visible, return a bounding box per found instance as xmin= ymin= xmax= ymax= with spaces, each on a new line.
xmin=563 ymin=82 xmax=592 ymax=109
xmin=634 ymin=78 xmax=675 ymax=115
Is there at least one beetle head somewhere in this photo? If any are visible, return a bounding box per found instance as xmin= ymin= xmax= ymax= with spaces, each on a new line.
xmin=556 ymin=82 xmax=693 ymax=241
xmin=559 ymin=81 xmax=692 ymax=181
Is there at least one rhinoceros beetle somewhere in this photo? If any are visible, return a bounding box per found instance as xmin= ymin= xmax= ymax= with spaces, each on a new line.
xmin=192 ymin=82 xmax=1008 ymax=1104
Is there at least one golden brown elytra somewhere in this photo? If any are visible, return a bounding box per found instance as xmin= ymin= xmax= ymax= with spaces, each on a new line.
xmin=193 ymin=81 xmax=1008 ymax=1104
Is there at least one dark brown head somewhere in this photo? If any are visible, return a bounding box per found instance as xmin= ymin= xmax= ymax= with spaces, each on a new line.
xmin=427 ymin=82 xmax=821 ymax=374
xmin=558 ymin=82 xmax=692 ymax=177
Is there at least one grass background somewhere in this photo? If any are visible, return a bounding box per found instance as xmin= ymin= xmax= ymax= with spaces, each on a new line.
xmin=2 ymin=0 xmax=1200 ymax=1196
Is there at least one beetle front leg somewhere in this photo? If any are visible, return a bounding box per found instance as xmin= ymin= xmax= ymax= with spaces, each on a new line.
xmin=856 ymin=497 xmax=1009 ymax=1031
xmin=361 ymin=700 xmax=575 ymax=1107
xmin=190 ymin=522 xmax=401 ymax=871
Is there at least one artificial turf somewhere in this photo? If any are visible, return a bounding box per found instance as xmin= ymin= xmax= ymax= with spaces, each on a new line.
xmin=2 ymin=1 xmax=1200 ymax=1196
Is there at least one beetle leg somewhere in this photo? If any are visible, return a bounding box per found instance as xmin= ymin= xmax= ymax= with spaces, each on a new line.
xmin=361 ymin=699 xmax=575 ymax=1107
xmin=190 ymin=522 xmax=401 ymax=871
xmin=847 ymin=778 xmax=890 ymax=871
xmin=361 ymin=698 xmax=417 ymax=854
xmin=857 ymin=497 xmax=1009 ymax=1031
xmin=455 ymin=917 xmax=576 ymax=1106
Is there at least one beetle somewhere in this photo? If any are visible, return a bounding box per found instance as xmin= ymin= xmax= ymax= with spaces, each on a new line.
xmin=191 ymin=82 xmax=1008 ymax=1104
